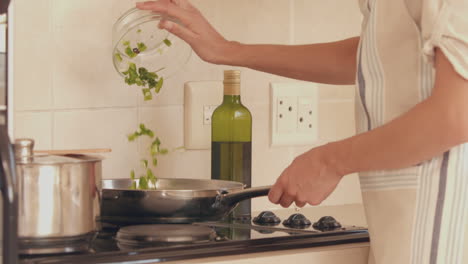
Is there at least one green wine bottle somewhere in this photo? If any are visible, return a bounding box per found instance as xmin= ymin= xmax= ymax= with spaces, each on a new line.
xmin=211 ymin=70 xmax=252 ymax=221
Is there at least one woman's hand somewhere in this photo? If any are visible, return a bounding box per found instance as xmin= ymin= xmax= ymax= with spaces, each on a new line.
xmin=268 ymin=143 xmax=345 ymax=208
xmin=136 ymin=0 xmax=235 ymax=64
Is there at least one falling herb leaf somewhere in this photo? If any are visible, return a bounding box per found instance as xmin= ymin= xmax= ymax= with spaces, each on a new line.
xmin=126 ymin=124 xmax=171 ymax=190
xmin=160 ymin=148 xmax=169 ymax=155
xmin=155 ymin=78 xmax=164 ymax=93
xmin=139 ymin=177 xmax=148 ymax=189
xmin=163 ymin=38 xmax=172 ymax=47
xmin=142 ymin=88 xmax=152 ymax=101
xmin=137 ymin=29 xmax=142 ymax=33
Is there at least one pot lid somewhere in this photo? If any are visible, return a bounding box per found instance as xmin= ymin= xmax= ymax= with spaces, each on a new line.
xmin=14 ymin=138 xmax=102 ymax=165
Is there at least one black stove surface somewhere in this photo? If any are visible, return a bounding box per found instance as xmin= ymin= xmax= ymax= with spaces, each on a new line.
xmin=20 ymin=215 xmax=369 ymax=264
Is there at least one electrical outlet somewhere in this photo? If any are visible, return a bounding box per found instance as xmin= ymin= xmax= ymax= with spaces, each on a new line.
xmin=184 ymin=81 xmax=223 ymax=150
xmin=276 ymin=96 xmax=297 ymax=133
xmin=297 ymin=97 xmax=316 ymax=133
xmin=270 ymin=82 xmax=318 ymax=146
xmin=203 ymin=105 xmax=218 ymax=125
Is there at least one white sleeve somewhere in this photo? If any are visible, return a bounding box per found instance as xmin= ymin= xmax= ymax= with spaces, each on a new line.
xmin=422 ymin=0 xmax=468 ymax=79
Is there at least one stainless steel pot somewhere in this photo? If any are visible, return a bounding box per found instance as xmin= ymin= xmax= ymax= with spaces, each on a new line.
xmin=14 ymin=139 xmax=102 ymax=254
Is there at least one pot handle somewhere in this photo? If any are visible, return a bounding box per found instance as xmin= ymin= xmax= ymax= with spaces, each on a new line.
xmin=222 ymin=186 xmax=271 ymax=207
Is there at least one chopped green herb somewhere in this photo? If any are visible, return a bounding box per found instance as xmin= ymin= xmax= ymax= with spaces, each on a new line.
xmin=122 ymin=62 xmax=162 ymax=98
xmin=141 ymin=159 xmax=149 ymax=169
xmin=159 ymin=148 xmax=169 ymax=155
xmin=137 ymin=29 xmax=142 ymax=33
xmin=126 ymin=124 xmax=171 ymax=190
xmin=163 ymin=38 xmax=172 ymax=47
xmin=139 ymin=177 xmax=148 ymax=189
xmin=130 ymin=170 xmax=137 ymax=189
xmin=137 ymin=42 xmax=147 ymax=52
xmin=114 ymin=53 xmax=123 ymax=62
xmin=155 ymin=77 xmax=164 ymax=93
xmin=142 ymin=88 xmax=152 ymax=101
xmin=122 ymin=40 xmax=130 ymax=46
xmin=125 ymin=46 xmax=137 ymax=58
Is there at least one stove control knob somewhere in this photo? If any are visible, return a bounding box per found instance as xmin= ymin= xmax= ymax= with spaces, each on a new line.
xmin=253 ymin=211 xmax=281 ymax=226
xmin=282 ymin=213 xmax=312 ymax=228
xmin=313 ymin=216 xmax=342 ymax=231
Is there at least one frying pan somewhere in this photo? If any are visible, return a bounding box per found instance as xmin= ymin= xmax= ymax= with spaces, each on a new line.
xmin=99 ymin=178 xmax=271 ymax=225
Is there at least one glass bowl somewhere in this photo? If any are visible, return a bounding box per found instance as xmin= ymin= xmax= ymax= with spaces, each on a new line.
xmin=112 ymin=8 xmax=192 ymax=80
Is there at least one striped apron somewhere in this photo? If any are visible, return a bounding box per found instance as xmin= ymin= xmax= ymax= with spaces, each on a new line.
xmin=356 ymin=0 xmax=468 ymax=263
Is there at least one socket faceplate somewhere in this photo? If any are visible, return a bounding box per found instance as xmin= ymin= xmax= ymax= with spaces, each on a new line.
xmin=270 ymin=82 xmax=318 ymax=146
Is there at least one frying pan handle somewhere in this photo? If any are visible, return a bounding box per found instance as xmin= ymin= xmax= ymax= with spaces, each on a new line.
xmin=222 ymin=186 xmax=271 ymax=206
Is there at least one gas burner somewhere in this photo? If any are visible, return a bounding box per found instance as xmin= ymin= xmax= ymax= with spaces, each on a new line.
xmin=282 ymin=214 xmax=312 ymax=229
xmin=116 ymin=224 xmax=217 ymax=249
xmin=253 ymin=211 xmax=281 ymax=226
xmin=312 ymin=216 xmax=342 ymax=231
xmin=19 ymin=233 xmax=95 ymax=255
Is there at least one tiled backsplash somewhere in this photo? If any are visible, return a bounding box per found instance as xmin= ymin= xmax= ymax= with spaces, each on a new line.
xmin=12 ymin=0 xmax=363 ymax=211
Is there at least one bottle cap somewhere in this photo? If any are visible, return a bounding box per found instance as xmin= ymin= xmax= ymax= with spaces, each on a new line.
xmin=223 ymin=70 xmax=241 ymax=95
xmin=223 ymin=70 xmax=241 ymax=85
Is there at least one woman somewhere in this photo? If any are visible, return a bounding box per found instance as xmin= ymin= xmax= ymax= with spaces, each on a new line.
xmin=136 ymin=0 xmax=468 ymax=263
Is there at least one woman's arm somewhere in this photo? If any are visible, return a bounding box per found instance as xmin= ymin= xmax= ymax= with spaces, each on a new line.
xmin=269 ymin=49 xmax=468 ymax=207
xmin=136 ymin=0 xmax=359 ymax=85
xmin=337 ymin=49 xmax=468 ymax=174
xmin=227 ymin=39 xmax=359 ymax=85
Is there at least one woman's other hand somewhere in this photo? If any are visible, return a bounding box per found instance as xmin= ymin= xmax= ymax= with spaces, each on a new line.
xmin=268 ymin=143 xmax=346 ymax=208
xmin=136 ymin=0 xmax=236 ymax=64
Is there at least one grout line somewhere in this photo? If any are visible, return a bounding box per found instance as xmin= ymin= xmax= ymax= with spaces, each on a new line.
xmin=15 ymin=104 xmax=186 ymax=113
xmin=50 ymin=0 xmax=55 ymax=149
xmin=320 ymin=98 xmax=355 ymax=103
xmin=50 ymin=0 xmax=55 ymax=109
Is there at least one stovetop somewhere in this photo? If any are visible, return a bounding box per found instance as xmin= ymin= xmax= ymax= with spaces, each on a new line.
xmin=20 ymin=211 xmax=369 ymax=264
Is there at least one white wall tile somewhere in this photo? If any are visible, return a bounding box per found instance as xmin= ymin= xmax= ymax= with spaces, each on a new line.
xmin=193 ymin=0 xmax=290 ymax=44
xmin=53 ymin=108 xmax=139 ymax=179
xmin=51 ymin=0 xmax=138 ymax=109
xmin=319 ymin=101 xmax=355 ymax=142
xmin=319 ymin=84 xmax=356 ymax=101
xmin=14 ymin=112 xmax=53 ymax=150
xmin=293 ymin=0 xmax=362 ymax=44
xmin=13 ymin=0 xmax=53 ymax=111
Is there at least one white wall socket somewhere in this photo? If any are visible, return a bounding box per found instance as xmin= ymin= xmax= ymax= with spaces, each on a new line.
xmin=184 ymin=81 xmax=223 ymax=150
xmin=270 ymin=82 xmax=319 ymax=146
